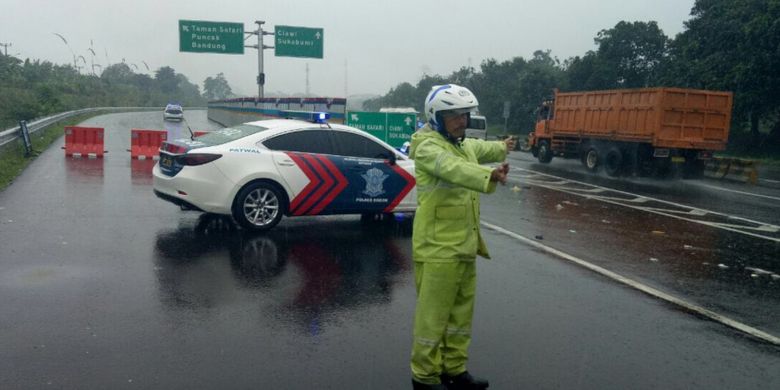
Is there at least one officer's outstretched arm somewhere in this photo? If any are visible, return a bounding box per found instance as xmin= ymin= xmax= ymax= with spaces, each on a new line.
xmin=415 ymin=141 xmax=497 ymax=194
xmin=470 ymin=139 xmax=508 ymax=164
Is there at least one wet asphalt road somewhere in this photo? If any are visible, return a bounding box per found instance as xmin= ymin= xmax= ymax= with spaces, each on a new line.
xmin=1 ymin=111 xmax=778 ymax=389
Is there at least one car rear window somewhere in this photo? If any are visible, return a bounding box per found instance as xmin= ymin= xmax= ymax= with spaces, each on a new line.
xmin=165 ymin=109 xmax=183 ymax=114
xmin=195 ymin=124 xmax=268 ymax=146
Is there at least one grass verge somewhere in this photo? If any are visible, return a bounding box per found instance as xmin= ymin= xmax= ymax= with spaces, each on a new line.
xmin=0 ymin=113 xmax=100 ymax=192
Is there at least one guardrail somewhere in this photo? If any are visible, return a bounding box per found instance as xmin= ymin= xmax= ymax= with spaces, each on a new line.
xmin=0 ymin=107 xmax=206 ymax=149
xmin=704 ymin=157 xmax=759 ymax=184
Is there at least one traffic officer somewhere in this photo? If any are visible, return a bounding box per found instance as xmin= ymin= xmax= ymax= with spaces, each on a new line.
xmin=409 ymin=84 xmax=516 ymax=389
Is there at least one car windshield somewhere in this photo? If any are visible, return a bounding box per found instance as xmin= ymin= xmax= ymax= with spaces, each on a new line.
xmin=194 ymin=123 xmax=268 ymax=146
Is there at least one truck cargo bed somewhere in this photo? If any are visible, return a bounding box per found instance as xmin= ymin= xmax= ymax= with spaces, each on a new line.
xmin=548 ymin=88 xmax=732 ymax=150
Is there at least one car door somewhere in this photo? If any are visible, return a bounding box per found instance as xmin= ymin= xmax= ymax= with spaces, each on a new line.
xmin=327 ymin=131 xmax=415 ymax=214
xmin=262 ymin=129 xmax=340 ymax=216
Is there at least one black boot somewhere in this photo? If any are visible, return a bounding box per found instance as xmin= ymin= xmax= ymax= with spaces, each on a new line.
xmin=412 ymin=379 xmax=448 ymax=390
xmin=441 ymin=371 xmax=489 ymax=389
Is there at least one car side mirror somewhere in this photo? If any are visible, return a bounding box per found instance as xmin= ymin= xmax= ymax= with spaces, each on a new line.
xmin=387 ymin=153 xmax=397 ymax=166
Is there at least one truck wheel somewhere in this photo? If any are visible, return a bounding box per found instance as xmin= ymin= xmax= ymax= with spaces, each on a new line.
xmin=537 ymin=140 xmax=553 ymax=163
xmin=582 ymin=148 xmax=599 ymax=172
xmin=604 ymin=148 xmax=623 ymax=177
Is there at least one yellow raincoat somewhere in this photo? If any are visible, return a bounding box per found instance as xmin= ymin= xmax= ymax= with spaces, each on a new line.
xmin=409 ymin=125 xmax=507 ymax=384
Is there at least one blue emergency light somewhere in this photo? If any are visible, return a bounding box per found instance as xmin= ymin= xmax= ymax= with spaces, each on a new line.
xmin=279 ymin=110 xmax=331 ymax=123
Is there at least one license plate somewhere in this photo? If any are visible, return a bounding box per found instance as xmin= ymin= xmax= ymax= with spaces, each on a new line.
xmin=671 ymin=156 xmax=685 ymax=163
xmin=161 ymin=155 xmax=174 ymax=168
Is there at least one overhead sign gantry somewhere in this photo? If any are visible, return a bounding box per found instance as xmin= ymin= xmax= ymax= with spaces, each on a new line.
xmin=178 ymin=19 xmax=324 ymax=98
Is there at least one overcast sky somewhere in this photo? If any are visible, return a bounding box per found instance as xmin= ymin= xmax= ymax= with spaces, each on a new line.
xmin=2 ymin=0 xmax=695 ymax=98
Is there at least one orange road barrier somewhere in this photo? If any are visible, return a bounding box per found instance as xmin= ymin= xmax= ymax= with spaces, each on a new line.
xmin=129 ymin=129 xmax=167 ymax=160
xmin=63 ymin=126 xmax=106 ymax=158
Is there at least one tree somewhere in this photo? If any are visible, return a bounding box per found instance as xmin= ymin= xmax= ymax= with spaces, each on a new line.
xmin=668 ymin=0 xmax=780 ymax=146
xmin=595 ymin=21 xmax=669 ymax=88
xmin=565 ymin=52 xmax=608 ymax=90
xmin=0 ymin=52 xmax=208 ymax=128
xmin=203 ymin=73 xmax=233 ymax=101
xmin=155 ymin=66 xmax=178 ymax=93
xmin=100 ymin=63 xmax=134 ymax=85
xmin=175 ymin=74 xmax=203 ymax=106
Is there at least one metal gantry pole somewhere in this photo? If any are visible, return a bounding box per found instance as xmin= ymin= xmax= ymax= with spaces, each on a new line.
xmin=257 ymin=21 xmax=265 ymax=99
xmin=246 ymin=21 xmax=275 ymax=99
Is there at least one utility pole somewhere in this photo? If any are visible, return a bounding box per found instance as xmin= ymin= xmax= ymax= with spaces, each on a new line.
xmin=245 ymin=21 xmax=275 ymax=99
xmin=305 ymin=63 xmax=310 ymax=96
xmin=0 ymin=42 xmax=11 ymax=56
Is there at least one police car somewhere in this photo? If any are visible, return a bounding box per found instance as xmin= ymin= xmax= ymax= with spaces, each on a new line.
xmin=152 ymin=112 xmax=416 ymax=231
xmin=163 ymin=104 xmax=184 ymax=121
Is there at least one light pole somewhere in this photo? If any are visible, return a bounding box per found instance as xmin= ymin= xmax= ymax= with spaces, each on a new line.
xmin=0 ymin=42 xmax=12 ymax=56
xmin=244 ymin=21 xmax=274 ymax=99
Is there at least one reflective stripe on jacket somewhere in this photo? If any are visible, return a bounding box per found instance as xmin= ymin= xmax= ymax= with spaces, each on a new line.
xmin=409 ymin=125 xmax=507 ymax=262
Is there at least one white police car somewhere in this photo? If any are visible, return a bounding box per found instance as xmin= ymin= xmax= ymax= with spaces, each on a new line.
xmin=163 ymin=104 xmax=184 ymax=121
xmin=152 ymin=112 xmax=416 ymax=231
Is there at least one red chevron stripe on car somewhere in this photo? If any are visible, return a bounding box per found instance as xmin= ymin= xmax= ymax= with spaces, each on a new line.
xmin=309 ymin=155 xmax=348 ymax=215
xmin=383 ymin=162 xmax=416 ymax=212
xmin=287 ymin=152 xmax=321 ymax=215
xmin=295 ymin=154 xmax=335 ymax=215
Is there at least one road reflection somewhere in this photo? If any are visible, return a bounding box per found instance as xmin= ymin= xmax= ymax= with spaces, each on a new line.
xmin=130 ymin=159 xmax=156 ymax=185
xmin=64 ymin=157 xmax=104 ymax=183
xmin=153 ymin=214 xmax=413 ymax=333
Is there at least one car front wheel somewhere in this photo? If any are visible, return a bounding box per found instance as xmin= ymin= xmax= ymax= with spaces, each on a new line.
xmin=232 ymin=182 xmax=285 ymax=231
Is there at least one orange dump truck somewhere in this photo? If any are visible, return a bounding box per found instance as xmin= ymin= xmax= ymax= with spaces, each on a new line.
xmin=528 ymin=87 xmax=733 ymax=177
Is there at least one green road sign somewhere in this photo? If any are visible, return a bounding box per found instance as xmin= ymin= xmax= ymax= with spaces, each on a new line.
xmin=179 ymin=20 xmax=244 ymax=54
xmin=346 ymin=111 xmax=417 ymax=148
xmin=275 ymin=25 xmax=324 ymax=59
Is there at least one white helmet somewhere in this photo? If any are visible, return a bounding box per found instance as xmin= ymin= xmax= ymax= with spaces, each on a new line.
xmin=424 ymin=84 xmax=479 ymax=130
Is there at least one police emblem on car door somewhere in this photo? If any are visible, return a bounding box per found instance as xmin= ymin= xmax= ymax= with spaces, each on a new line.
xmin=361 ymin=167 xmax=388 ymax=197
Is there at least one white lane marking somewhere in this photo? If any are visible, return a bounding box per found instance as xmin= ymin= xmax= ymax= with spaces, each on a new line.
xmin=695 ymin=182 xmax=780 ymax=201
xmin=511 ymin=169 xmax=780 ymax=242
xmin=481 ymin=221 xmax=780 ymax=346
xmin=760 ymin=178 xmax=780 ymax=184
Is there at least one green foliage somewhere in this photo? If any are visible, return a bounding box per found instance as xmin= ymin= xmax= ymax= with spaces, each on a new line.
xmin=566 ymin=21 xmax=670 ymax=90
xmin=155 ymin=66 xmax=178 ymax=93
xmin=0 ymin=56 xmax=207 ymax=129
xmin=367 ymin=1 xmax=778 ymax=155
xmin=0 ymin=113 xmax=99 ymax=191
xmin=203 ymin=73 xmax=234 ymax=101
xmin=364 ymin=51 xmax=564 ymax=135
xmin=666 ymin=0 xmax=780 ymax=148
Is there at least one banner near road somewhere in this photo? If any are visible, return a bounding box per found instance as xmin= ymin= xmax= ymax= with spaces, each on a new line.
xmin=179 ymin=20 xmax=244 ymax=54
xmin=346 ymin=112 xmax=417 ymax=148
xmin=275 ymin=25 xmax=324 ymax=59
